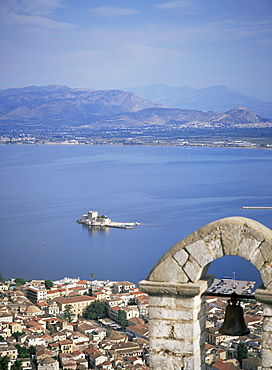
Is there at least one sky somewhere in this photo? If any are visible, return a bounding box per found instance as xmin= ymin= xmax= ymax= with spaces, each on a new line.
xmin=0 ymin=0 xmax=272 ymax=100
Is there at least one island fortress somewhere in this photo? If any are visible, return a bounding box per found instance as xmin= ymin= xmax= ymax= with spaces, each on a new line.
xmin=77 ymin=210 xmax=140 ymax=229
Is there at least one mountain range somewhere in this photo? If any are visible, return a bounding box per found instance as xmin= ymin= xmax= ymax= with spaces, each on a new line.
xmin=0 ymin=85 xmax=271 ymax=133
xmin=124 ymin=84 xmax=272 ymax=119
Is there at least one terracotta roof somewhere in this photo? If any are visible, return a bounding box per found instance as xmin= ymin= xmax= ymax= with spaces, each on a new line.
xmin=114 ymin=281 xmax=135 ymax=286
xmin=41 ymin=357 xmax=56 ymax=364
xmin=212 ymin=359 xmax=238 ymax=370
xmin=108 ymin=330 xmax=126 ymax=341
xmin=54 ymin=296 xmax=95 ymax=304
xmin=126 ymin=324 xmax=148 ymax=337
xmin=59 ymin=339 xmax=73 ymax=345
xmin=128 ymin=317 xmax=145 ymax=326
xmin=26 ymin=305 xmax=40 ymax=313
xmin=242 ymin=357 xmax=261 ymax=366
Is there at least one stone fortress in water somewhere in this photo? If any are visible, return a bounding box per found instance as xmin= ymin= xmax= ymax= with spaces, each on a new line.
xmin=77 ymin=210 xmax=140 ymax=229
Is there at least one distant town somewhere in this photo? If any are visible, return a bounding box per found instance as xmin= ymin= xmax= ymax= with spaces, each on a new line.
xmin=0 ymin=275 xmax=263 ymax=369
xmin=1 ymin=128 xmax=272 ymax=149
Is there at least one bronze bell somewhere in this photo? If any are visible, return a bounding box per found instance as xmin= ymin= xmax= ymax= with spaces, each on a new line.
xmin=219 ymin=293 xmax=250 ymax=336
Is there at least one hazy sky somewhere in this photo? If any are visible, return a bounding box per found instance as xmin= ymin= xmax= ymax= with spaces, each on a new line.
xmin=0 ymin=0 xmax=271 ymax=100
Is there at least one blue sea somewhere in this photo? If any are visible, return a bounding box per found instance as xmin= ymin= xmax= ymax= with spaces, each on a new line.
xmin=0 ymin=145 xmax=271 ymax=289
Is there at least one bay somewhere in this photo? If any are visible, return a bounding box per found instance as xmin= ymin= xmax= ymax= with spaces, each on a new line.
xmin=0 ymin=144 xmax=271 ymax=289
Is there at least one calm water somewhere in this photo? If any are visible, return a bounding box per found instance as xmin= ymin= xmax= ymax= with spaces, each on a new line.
xmin=0 ymin=145 xmax=271 ymax=288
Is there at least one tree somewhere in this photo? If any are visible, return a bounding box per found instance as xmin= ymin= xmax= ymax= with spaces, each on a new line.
xmin=0 ymin=272 xmax=4 ymax=283
xmin=237 ymin=342 xmax=248 ymax=364
xmin=44 ymin=280 xmax=53 ymax=289
xmin=11 ymin=360 xmax=22 ymax=370
xmin=29 ymin=346 xmax=36 ymax=357
xmin=0 ymin=355 xmax=10 ymax=370
xmin=90 ymin=273 xmax=95 ymax=279
xmin=64 ymin=304 xmax=75 ymax=323
xmin=15 ymin=345 xmax=29 ymax=358
xmin=15 ymin=278 xmax=26 ymax=286
xmin=106 ymin=327 xmax=112 ymax=337
xmin=128 ymin=298 xmax=136 ymax=305
xmin=118 ymin=310 xmax=127 ymax=331
xmin=12 ymin=332 xmax=24 ymax=340
xmin=84 ymin=300 xmax=107 ymax=320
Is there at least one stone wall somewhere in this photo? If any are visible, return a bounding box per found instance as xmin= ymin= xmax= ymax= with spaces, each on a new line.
xmin=139 ymin=217 xmax=272 ymax=370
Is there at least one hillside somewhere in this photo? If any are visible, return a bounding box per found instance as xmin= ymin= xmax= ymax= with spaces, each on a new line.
xmin=0 ymin=85 xmax=271 ymax=134
xmin=82 ymin=106 xmax=270 ymax=129
xmin=125 ymin=84 xmax=272 ymax=119
xmin=0 ymin=85 xmax=162 ymax=127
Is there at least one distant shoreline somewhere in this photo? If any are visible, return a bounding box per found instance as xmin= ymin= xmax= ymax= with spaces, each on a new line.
xmin=1 ymin=141 xmax=272 ymax=150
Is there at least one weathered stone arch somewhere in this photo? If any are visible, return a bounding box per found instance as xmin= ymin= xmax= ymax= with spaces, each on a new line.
xmin=139 ymin=217 xmax=272 ymax=370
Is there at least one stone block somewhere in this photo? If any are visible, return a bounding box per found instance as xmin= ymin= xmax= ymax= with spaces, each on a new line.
xmin=149 ymin=353 xmax=184 ymax=370
xmin=183 ymin=257 xmax=202 ymax=282
xmin=184 ymin=352 xmax=201 ymax=370
xmin=149 ymin=320 xmax=172 ymax=338
xmin=149 ymin=305 xmax=197 ymax=321
xmin=148 ymin=256 xmax=188 ymax=283
xmin=185 ymin=240 xmax=213 ymax=268
xmin=173 ymin=248 xmax=189 ymax=267
xmin=205 ymin=238 xmax=224 ymax=260
xmin=249 ymin=246 xmax=265 ymax=270
xmin=260 ymin=262 xmax=272 ymax=288
xmin=255 ymin=289 xmax=272 ymax=304
xmin=260 ymin=239 xmax=272 ymax=262
xmin=199 ymin=300 xmax=207 ymax=318
xmin=263 ymin=303 xmax=272 ymax=317
xmin=173 ymin=320 xmax=201 ymax=340
xmin=199 ymin=330 xmax=206 ymax=347
xmin=238 ymin=237 xmax=261 ymax=260
xmin=148 ymin=295 xmax=176 ymax=308
xmin=151 ymin=337 xmax=199 ymax=355
xmin=198 ymin=314 xmax=207 ymax=332
xmin=261 ymin=349 xmax=272 ymax=368
xmin=263 ymin=317 xmax=272 ymax=332
xmin=262 ymin=331 xmax=272 ymax=349
xmin=243 ymin=223 xmax=266 ymax=242
xmin=220 ymin=223 xmax=242 ymax=255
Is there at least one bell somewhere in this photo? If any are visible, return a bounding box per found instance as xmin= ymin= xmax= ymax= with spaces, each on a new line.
xmin=219 ymin=293 xmax=250 ymax=336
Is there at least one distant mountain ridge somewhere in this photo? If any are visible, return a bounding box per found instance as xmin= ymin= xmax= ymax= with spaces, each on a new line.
xmin=0 ymin=85 xmax=161 ymax=126
xmin=0 ymin=85 xmax=271 ymax=133
xmin=124 ymin=84 xmax=272 ymax=119
xmin=85 ymin=106 xmax=270 ymax=129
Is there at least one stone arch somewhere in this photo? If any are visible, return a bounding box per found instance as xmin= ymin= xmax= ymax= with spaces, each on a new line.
xmin=139 ymin=217 xmax=272 ymax=370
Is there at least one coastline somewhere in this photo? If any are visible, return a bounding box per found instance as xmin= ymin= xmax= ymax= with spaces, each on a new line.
xmin=1 ymin=140 xmax=272 ymax=149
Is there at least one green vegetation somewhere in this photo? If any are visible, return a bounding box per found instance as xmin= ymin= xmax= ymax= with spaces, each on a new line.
xmin=106 ymin=327 xmax=112 ymax=337
xmin=11 ymin=360 xmax=22 ymax=370
xmin=118 ymin=310 xmax=127 ymax=331
xmin=15 ymin=345 xmax=35 ymax=359
xmin=44 ymin=280 xmax=53 ymax=289
xmin=237 ymin=342 xmax=248 ymax=364
xmin=84 ymin=300 xmax=107 ymax=320
xmin=12 ymin=332 xmax=24 ymax=340
xmin=63 ymin=304 xmax=75 ymax=323
xmin=14 ymin=278 xmax=26 ymax=286
xmin=0 ymin=272 xmax=4 ymax=283
xmin=0 ymin=355 xmax=10 ymax=370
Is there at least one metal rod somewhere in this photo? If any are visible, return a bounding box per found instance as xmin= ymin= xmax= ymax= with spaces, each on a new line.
xmin=242 ymin=206 xmax=272 ymax=209
xmin=203 ymin=291 xmax=255 ymax=300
